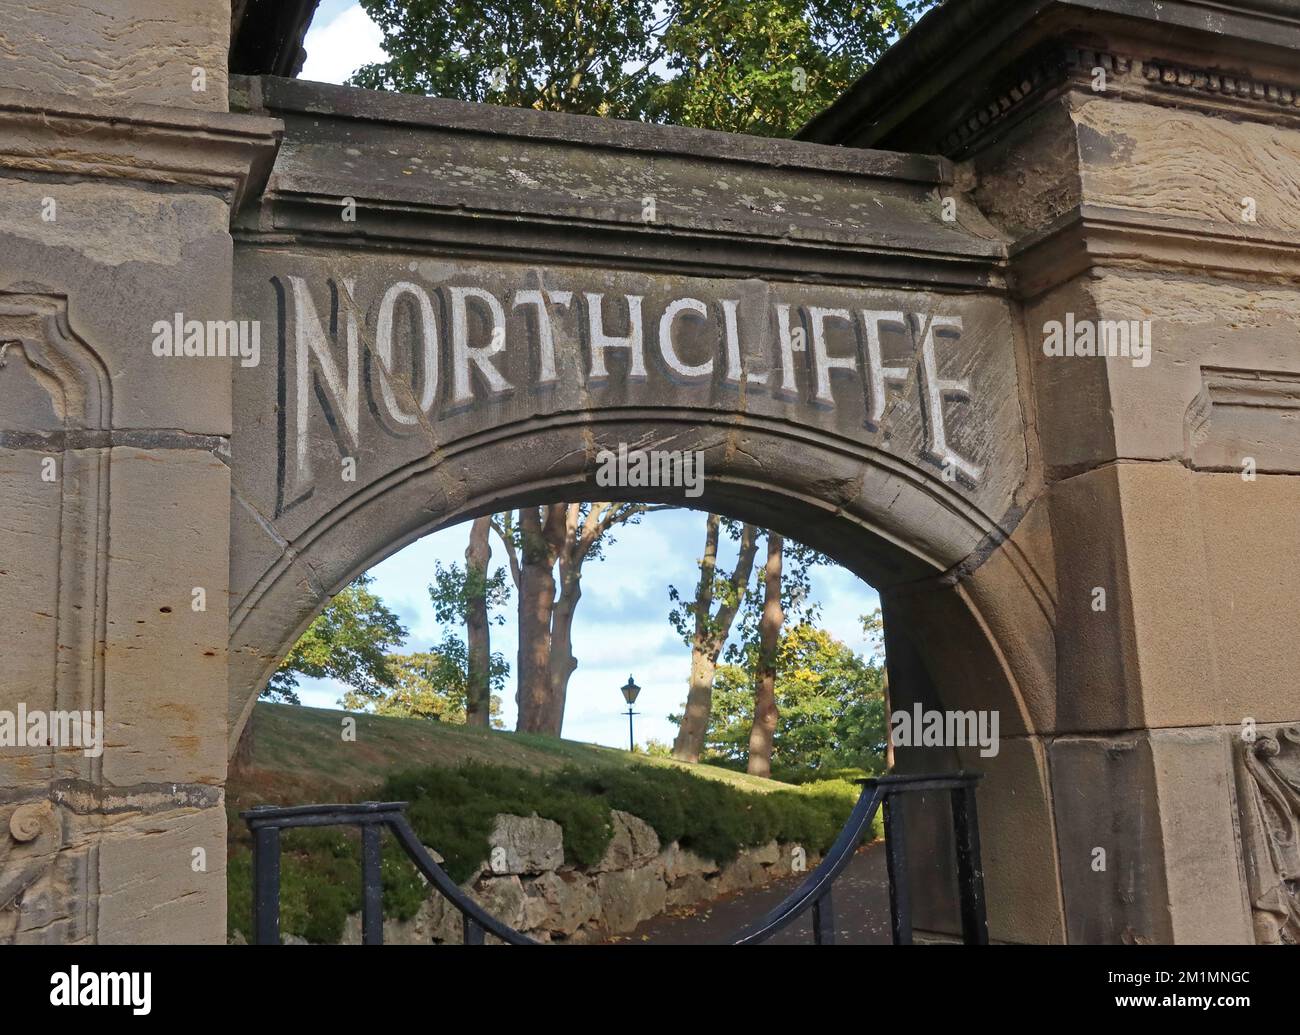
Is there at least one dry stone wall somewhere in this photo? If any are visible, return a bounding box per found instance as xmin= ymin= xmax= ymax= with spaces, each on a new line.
xmin=331 ymin=810 xmax=821 ymax=945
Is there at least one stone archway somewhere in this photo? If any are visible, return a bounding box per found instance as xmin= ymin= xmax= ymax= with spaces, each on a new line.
xmin=222 ymin=76 xmax=1059 ymax=943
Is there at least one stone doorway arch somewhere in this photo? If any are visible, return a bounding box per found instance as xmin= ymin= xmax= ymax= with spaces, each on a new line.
xmin=223 ymin=76 xmax=1058 ymax=942
xmin=227 ymin=402 xmax=1059 ymax=944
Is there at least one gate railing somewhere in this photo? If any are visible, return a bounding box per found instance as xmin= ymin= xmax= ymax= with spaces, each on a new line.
xmin=732 ymin=771 xmax=987 ymax=945
xmin=240 ymin=770 xmax=985 ymax=946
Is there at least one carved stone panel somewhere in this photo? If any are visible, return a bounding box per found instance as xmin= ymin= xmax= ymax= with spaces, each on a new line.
xmin=0 ymin=293 xmax=109 ymax=943
xmin=1235 ymin=724 xmax=1300 ymax=944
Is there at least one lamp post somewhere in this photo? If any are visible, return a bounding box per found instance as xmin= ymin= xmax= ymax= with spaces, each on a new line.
xmin=620 ymin=675 xmax=641 ymax=752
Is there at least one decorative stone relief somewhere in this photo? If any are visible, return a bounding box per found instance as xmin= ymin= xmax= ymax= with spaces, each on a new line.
xmin=0 ymin=802 xmax=63 ymax=912
xmin=0 ymin=294 xmax=109 ymax=942
xmin=1236 ymin=725 xmax=1300 ymax=944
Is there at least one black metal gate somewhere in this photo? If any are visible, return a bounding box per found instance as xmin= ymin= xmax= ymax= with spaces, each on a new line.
xmin=241 ymin=771 xmax=987 ymax=945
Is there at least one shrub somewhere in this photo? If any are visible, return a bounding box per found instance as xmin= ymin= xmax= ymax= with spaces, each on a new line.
xmin=228 ymin=761 xmax=867 ymax=942
xmin=226 ymin=825 xmax=431 ymax=942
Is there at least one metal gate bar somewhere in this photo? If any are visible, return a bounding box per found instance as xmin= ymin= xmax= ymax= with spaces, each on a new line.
xmin=241 ymin=770 xmax=986 ymax=945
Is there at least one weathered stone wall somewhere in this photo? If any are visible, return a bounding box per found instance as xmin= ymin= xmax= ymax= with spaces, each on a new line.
xmin=0 ymin=2 xmax=280 ymax=942
xmin=324 ymin=811 xmax=822 ymax=946
xmin=812 ymin=3 xmax=1300 ymax=945
xmin=0 ymin=0 xmax=231 ymax=112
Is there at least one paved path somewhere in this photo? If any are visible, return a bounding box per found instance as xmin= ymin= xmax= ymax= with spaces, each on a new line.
xmin=612 ymin=841 xmax=891 ymax=945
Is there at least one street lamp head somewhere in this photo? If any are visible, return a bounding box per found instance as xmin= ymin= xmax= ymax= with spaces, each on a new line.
xmin=620 ymin=675 xmax=641 ymax=705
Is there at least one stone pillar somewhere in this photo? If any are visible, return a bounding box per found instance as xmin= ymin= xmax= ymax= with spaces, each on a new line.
xmin=807 ymin=0 xmax=1300 ymax=943
xmin=0 ymin=1 xmax=279 ymax=942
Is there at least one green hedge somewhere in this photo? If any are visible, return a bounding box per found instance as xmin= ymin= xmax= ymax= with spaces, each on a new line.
xmin=227 ymin=826 xmax=427 ymax=944
xmin=228 ymin=762 xmax=875 ymax=943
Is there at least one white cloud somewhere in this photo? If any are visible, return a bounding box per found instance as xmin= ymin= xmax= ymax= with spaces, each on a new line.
xmin=300 ymin=3 xmax=386 ymax=86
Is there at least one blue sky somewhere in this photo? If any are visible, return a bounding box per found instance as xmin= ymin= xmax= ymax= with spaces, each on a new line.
xmin=300 ymin=2 xmax=387 ymax=84
xmin=291 ymin=6 xmax=883 ymax=749
xmin=292 ymin=507 xmax=881 ymax=749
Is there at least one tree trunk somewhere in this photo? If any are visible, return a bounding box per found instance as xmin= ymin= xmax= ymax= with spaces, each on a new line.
xmin=545 ymin=547 xmax=581 ymax=736
xmin=671 ymin=516 xmax=758 ymax=763
xmin=747 ymin=533 xmax=783 ymax=778
xmin=515 ymin=507 xmax=557 ymax=733
xmin=515 ymin=502 xmax=652 ymax=737
xmin=673 ymin=647 xmax=719 ymax=763
xmin=464 ymin=516 xmax=493 ymax=728
xmin=672 ymin=514 xmax=722 ymax=762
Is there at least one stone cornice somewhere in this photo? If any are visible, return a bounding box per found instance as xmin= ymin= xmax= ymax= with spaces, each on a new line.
xmin=936 ymin=46 xmax=1300 ymax=159
xmin=1008 ymin=204 xmax=1300 ymax=300
xmin=801 ymin=0 xmax=1300 ymax=154
xmin=0 ymin=87 xmax=282 ymax=218
xmin=235 ymin=76 xmax=1008 ymax=293
xmin=237 ymin=74 xmax=949 ymax=186
xmin=238 ymin=196 xmax=1009 ymax=294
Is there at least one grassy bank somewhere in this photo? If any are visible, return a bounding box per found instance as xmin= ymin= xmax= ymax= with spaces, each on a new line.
xmin=227 ymin=703 xmax=878 ymax=943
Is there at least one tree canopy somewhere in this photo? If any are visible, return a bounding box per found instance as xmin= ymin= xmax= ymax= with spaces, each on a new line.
xmin=701 ymin=623 xmax=887 ymax=774
xmin=264 ymin=573 xmax=407 ymax=705
xmin=340 ymin=645 xmax=507 ymax=724
xmin=352 ymin=0 xmax=937 ymax=136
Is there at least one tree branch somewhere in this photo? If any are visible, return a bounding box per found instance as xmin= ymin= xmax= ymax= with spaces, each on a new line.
xmin=711 ymin=522 xmax=760 ymax=655
xmin=491 ymin=512 xmax=522 ymax=590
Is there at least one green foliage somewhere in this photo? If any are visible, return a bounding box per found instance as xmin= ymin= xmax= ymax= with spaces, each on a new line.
xmin=704 ymin=623 xmax=887 ymax=774
xmin=264 ymin=574 xmax=407 ymax=704
xmin=228 ymin=760 xmax=866 ymax=942
xmin=353 ymin=0 xmax=666 ymax=118
xmin=382 ymin=762 xmax=615 ymax=881
xmin=227 ymin=826 xmax=427 ymax=943
xmin=553 ymin=766 xmax=689 ymax=847
xmin=429 ymin=559 xmax=511 ymax=626
xmin=352 ymin=0 xmax=939 ymax=137
xmin=650 ymin=0 xmax=935 ymax=135
xmin=342 ymin=642 xmax=507 ymax=725
xmin=860 ymin=607 xmax=885 ymax=663
xmin=386 ymin=761 xmax=863 ymax=879
xmin=340 ymin=558 xmax=511 ymax=722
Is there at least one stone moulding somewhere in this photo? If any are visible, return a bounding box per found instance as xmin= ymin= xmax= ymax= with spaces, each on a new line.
xmin=0 ymin=293 xmax=110 ymax=943
xmin=1139 ymin=56 xmax=1300 ymax=112
xmin=232 ymin=75 xmax=1008 ymax=293
xmin=1234 ymin=724 xmax=1300 ymax=944
xmin=1185 ymin=367 xmax=1300 ymax=474
xmin=0 ymin=87 xmax=282 ymax=218
xmin=0 ymin=294 xmax=110 ymax=431
xmin=934 ymin=45 xmax=1300 ymax=160
xmin=1007 ymin=204 xmax=1300 ymax=301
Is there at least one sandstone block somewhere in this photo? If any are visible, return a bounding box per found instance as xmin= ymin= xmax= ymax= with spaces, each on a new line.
xmin=487 ymin=814 xmax=563 ymax=875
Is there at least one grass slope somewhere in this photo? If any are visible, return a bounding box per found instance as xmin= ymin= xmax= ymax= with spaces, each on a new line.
xmin=230 ymin=701 xmax=788 ymax=812
xmin=226 ymin=704 xmax=875 ymax=943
